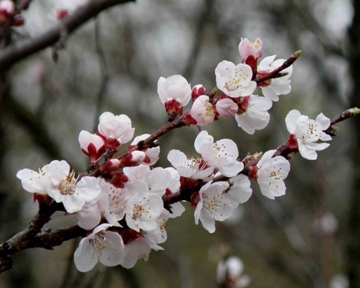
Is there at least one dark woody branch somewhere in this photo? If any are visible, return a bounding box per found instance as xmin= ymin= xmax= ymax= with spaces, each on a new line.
xmin=0 ymin=0 xmax=135 ymax=70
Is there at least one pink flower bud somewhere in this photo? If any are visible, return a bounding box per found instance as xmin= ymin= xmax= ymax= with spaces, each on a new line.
xmin=0 ymin=0 xmax=14 ymax=15
xmin=78 ymin=130 xmax=106 ymax=163
xmin=238 ymin=38 xmax=262 ymax=61
xmin=215 ymin=98 xmax=238 ymax=118
xmin=119 ymin=151 xmax=146 ymax=167
xmin=190 ymin=95 xmax=215 ymax=126
xmin=191 ymin=84 xmax=206 ymax=101
xmin=100 ymin=158 xmax=121 ymax=173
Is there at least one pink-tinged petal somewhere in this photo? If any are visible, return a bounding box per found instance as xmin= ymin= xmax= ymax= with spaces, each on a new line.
xmin=190 ymin=95 xmax=215 ymax=126
xmin=216 ymin=98 xmax=238 ymax=118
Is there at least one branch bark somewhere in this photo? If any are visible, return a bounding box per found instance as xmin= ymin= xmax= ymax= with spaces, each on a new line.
xmin=0 ymin=0 xmax=135 ymax=70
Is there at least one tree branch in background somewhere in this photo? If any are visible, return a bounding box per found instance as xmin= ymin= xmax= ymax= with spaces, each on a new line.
xmin=0 ymin=0 xmax=135 ymax=70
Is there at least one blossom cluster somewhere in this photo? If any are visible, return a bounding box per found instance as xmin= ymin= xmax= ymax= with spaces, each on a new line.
xmin=16 ymin=38 xmax=333 ymax=272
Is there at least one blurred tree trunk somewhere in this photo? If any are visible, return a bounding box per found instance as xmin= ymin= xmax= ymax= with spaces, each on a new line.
xmin=346 ymin=0 xmax=360 ymax=287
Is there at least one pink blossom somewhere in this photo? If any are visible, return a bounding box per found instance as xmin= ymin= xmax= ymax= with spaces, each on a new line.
xmin=238 ymin=38 xmax=262 ymax=61
xmin=78 ymin=130 xmax=105 ymax=162
xmin=190 ymin=95 xmax=215 ymax=126
xmin=216 ymin=97 xmax=238 ymax=118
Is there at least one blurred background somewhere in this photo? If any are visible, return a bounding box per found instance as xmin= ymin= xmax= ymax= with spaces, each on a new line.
xmin=0 ymin=0 xmax=360 ymax=287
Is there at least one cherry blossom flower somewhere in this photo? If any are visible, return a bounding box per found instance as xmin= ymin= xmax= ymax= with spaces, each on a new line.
xmin=194 ymin=130 xmax=244 ymax=177
xmin=167 ymin=149 xmax=214 ymax=179
xmin=78 ymin=130 xmax=105 ymax=162
xmin=77 ymin=179 xmax=131 ymax=230
xmin=258 ymin=55 xmax=293 ymax=102
xmin=238 ymin=38 xmax=262 ymax=61
xmin=285 ymin=109 xmax=332 ymax=160
xmin=16 ymin=160 xmax=69 ymax=195
xmin=256 ymin=150 xmax=290 ymax=199
xmin=157 ymin=74 xmax=191 ymax=115
xmin=190 ymin=95 xmax=216 ymax=126
xmin=74 ymin=224 xmax=124 ymax=272
xmin=124 ymin=165 xmax=171 ymax=196
xmin=217 ymin=256 xmax=251 ymax=288
xmin=124 ymin=180 xmax=163 ymax=232
xmin=194 ymin=181 xmax=245 ymax=233
xmin=235 ymin=95 xmax=272 ymax=134
xmin=97 ymin=112 xmax=134 ymax=151
xmin=43 ymin=161 xmax=101 ymax=213
xmin=215 ymin=60 xmax=256 ymax=98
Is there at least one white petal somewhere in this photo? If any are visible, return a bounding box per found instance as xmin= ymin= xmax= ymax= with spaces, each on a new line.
xmin=285 ymin=109 xmax=301 ymax=134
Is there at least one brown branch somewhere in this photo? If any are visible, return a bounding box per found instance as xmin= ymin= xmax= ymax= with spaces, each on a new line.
xmin=163 ymin=107 xmax=360 ymax=208
xmin=0 ymin=0 xmax=135 ymax=70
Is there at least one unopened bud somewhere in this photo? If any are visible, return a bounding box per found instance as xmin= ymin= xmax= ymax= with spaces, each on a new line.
xmin=191 ymin=84 xmax=206 ymax=101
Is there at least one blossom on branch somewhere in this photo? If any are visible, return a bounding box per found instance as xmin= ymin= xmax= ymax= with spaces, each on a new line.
xmin=157 ymin=74 xmax=191 ymax=116
xmin=234 ymin=95 xmax=272 ymax=134
xmin=190 ymin=95 xmax=216 ymax=126
xmin=238 ymin=38 xmax=262 ymax=62
xmin=78 ymin=130 xmax=105 ymax=162
xmin=215 ymin=60 xmax=256 ymax=98
xmin=194 ymin=130 xmax=244 ymax=177
xmin=16 ymin=160 xmax=68 ymax=196
xmin=285 ymin=109 xmax=332 ymax=160
xmin=258 ymin=55 xmax=293 ymax=102
xmin=97 ymin=112 xmax=134 ymax=152
xmin=193 ymin=176 xmax=252 ymax=234
xmin=74 ymin=224 xmax=124 ymax=272
xmin=255 ymin=150 xmax=290 ymax=199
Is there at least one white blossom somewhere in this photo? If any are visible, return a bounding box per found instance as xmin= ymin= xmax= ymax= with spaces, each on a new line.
xmin=157 ymin=74 xmax=191 ymax=106
xmin=235 ymin=95 xmax=272 ymax=134
xmin=195 ymin=181 xmax=243 ymax=233
xmin=74 ymin=224 xmax=124 ymax=272
xmin=258 ymin=55 xmax=293 ymax=102
xmin=256 ymin=150 xmax=290 ymax=199
xmin=194 ymin=130 xmax=244 ymax=177
xmin=285 ymin=109 xmax=331 ymax=160
xmin=215 ymin=60 xmax=256 ymax=98
xmin=98 ymin=112 xmax=134 ymax=144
